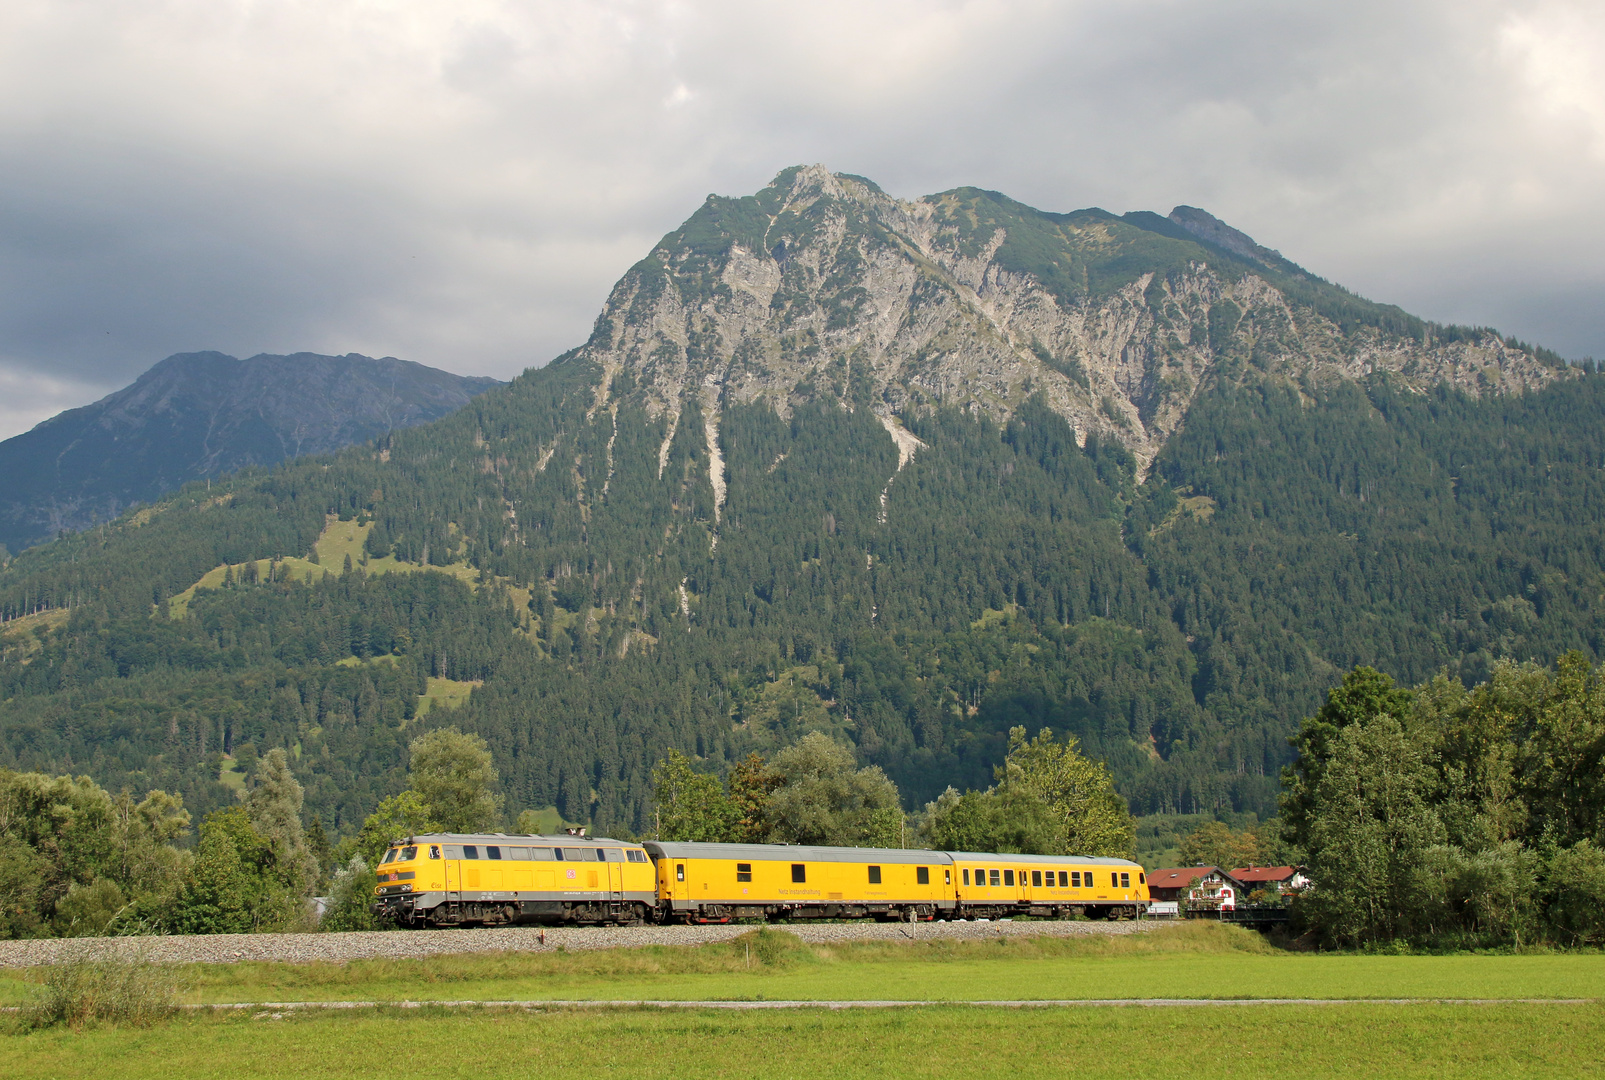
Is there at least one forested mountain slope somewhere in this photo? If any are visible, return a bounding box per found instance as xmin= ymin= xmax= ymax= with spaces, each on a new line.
xmin=0 ymin=167 xmax=1597 ymax=841
xmin=0 ymin=352 xmax=501 ymax=554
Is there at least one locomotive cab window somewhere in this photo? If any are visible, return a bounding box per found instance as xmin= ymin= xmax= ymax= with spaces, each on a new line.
xmin=867 ymin=866 xmax=881 ymax=884
xmin=737 ymin=863 xmax=753 ymax=882
xmin=916 ymin=867 xmax=929 ymax=885
xmin=532 ymin=847 xmax=555 ymax=860
xmin=509 ymin=847 xmax=530 ymax=860
xmin=429 ymin=846 xmax=441 ymax=860
xmin=791 ymin=864 xmax=807 ymax=883
xmin=627 ymin=850 xmax=649 ymax=863
xmin=380 ymin=849 xmax=398 ymax=865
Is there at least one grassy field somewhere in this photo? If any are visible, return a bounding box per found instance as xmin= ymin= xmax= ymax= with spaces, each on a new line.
xmin=3 ymin=1003 xmax=1600 ymax=1079
xmin=3 ymin=926 xmax=1599 ymax=1077
xmin=2 ymin=924 xmax=1601 ymax=1007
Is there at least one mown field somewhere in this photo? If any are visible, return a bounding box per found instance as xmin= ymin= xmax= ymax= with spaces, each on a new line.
xmin=2 ymin=925 xmax=1600 ymax=1078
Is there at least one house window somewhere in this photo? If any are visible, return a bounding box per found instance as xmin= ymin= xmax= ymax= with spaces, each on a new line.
xmin=737 ymin=863 xmax=753 ymax=882
xmin=868 ymin=866 xmax=881 ymax=884
xmin=916 ymin=867 xmax=929 ymax=885
xmin=792 ymin=864 xmax=806 ymax=883
xmin=1003 ymin=870 xmax=1014 ymax=887
xmin=1032 ymin=871 xmax=1042 ymax=887
xmin=989 ymin=869 xmax=1000 ymax=886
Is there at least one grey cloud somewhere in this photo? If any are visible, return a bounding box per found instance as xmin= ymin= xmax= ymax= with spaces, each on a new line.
xmin=0 ymin=0 xmax=1600 ymax=438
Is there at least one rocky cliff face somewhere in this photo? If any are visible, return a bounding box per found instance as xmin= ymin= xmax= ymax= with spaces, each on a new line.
xmin=572 ymin=165 xmax=1557 ymax=493
xmin=0 ymin=352 xmax=501 ymax=553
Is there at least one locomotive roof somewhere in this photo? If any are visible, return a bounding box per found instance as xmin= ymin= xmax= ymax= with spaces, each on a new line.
xmin=392 ymin=833 xmax=640 ymax=846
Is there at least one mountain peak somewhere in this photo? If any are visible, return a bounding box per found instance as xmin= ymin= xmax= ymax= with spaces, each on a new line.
xmin=1166 ymin=205 xmax=1286 ymax=268
xmin=0 ymin=351 xmax=502 ymax=553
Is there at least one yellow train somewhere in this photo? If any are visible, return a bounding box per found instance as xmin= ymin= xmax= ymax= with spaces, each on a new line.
xmin=372 ymin=833 xmax=1148 ymax=927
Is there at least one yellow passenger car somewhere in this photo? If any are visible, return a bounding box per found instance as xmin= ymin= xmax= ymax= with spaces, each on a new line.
xmin=948 ymin=852 xmax=1148 ymax=920
xmin=645 ymin=842 xmax=954 ymax=922
xmin=372 ymin=832 xmax=656 ymax=927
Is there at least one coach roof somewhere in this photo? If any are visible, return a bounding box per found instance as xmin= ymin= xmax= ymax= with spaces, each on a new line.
xmin=644 ymin=842 xmax=947 ymax=865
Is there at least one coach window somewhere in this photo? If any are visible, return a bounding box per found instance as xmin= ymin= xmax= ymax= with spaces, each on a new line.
xmin=867 ymin=866 xmax=881 ymax=884
xmin=944 ymin=869 xmax=951 ymax=885
xmin=1032 ymin=870 xmax=1042 ymax=887
xmin=791 ymin=864 xmax=807 ymax=883
xmin=737 ymin=863 xmax=753 ymax=883
xmin=962 ymin=869 xmax=970 ymax=885
xmin=1120 ymin=872 xmax=1130 ymax=888
xmin=989 ymin=869 xmax=1000 ymax=886
xmin=1003 ymin=870 xmax=1014 ymax=887
xmin=916 ymin=867 xmax=929 ymax=885
xmin=1111 ymin=873 xmax=1118 ymax=887
xmin=676 ymin=864 xmax=686 ymax=882
xmin=1138 ymin=873 xmax=1146 ymax=885
xmin=486 ymin=846 xmax=503 ymax=860
xmin=463 ymin=845 xmax=479 ymax=860
xmin=1058 ymin=871 xmax=1067 ymax=887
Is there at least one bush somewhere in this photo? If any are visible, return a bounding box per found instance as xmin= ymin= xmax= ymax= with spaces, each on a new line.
xmin=1546 ymin=841 xmax=1605 ymax=945
xmin=16 ymin=944 xmax=180 ymax=1030
xmin=320 ymin=856 xmax=384 ymax=932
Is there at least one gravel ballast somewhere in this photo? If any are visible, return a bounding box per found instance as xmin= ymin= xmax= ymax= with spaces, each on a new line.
xmin=0 ymin=918 xmax=1154 ymax=968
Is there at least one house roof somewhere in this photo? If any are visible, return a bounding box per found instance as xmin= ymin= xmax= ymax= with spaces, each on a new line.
xmin=1147 ymin=867 xmax=1235 ymax=889
xmin=1229 ymin=865 xmax=1301 ymax=884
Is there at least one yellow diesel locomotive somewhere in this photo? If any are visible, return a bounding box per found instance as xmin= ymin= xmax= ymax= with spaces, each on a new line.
xmin=372 ymin=833 xmax=1148 ymax=926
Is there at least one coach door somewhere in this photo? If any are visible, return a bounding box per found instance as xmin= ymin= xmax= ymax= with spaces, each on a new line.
xmin=443 ymin=844 xmax=462 ymax=897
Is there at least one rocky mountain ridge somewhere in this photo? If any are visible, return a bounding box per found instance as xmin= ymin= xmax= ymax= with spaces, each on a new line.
xmin=574 ymin=165 xmax=1558 ymax=485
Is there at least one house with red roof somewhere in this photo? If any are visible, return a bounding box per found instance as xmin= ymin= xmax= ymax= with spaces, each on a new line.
xmin=1145 ymin=866 xmax=1245 ymax=912
xmin=1229 ymin=865 xmax=1309 ymax=895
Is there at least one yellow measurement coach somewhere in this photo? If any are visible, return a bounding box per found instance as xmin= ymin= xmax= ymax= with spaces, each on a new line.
xmin=647 ymin=842 xmax=954 ymax=922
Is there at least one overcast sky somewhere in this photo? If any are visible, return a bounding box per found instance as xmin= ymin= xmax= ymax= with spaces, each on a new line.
xmin=1 ymin=0 xmax=1601 ymax=439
